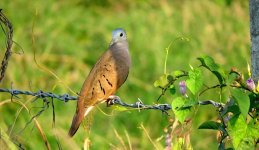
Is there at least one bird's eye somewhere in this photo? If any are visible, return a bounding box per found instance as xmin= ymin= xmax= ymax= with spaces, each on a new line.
xmin=120 ymin=33 xmax=123 ymax=37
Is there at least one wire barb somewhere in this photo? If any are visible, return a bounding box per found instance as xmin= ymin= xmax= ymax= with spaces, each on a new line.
xmin=198 ymin=100 xmax=224 ymax=108
xmin=107 ymin=96 xmax=172 ymax=114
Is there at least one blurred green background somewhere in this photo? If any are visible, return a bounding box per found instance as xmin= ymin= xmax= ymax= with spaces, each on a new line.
xmin=0 ymin=0 xmax=250 ymax=149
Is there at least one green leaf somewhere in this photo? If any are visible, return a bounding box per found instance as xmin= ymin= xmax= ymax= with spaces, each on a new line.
xmin=225 ymin=105 xmax=240 ymax=115
xmin=197 ymin=55 xmax=226 ymax=84
xmin=186 ymin=68 xmax=203 ymax=95
xmin=182 ymin=97 xmax=197 ymax=108
xmin=198 ymin=121 xmax=222 ymax=130
xmin=169 ymin=84 xmax=176 ymax=95
xmin=228 ymin=114 xmax=254 ymax=150
xmin=247 ymin=120 xmax=259 ymax=140
xmin=154 ymin=74 xmax=168 ymax=88
xmin=171 ymin=70 xmax=185 ymax=77
xmin=226 ymin=72 xmax=238 ymax=85
xmin=233 ymin=119 xmax=259 ymax=150
xmin=112 ymin=105 xmax=130 ymax=112
xmin=225 ymin=148 xmax=234 ymax=150
xmin=167 ymin=75 xmax=174 ymax=82
xmin=220 ymin=99 xmax=240 ymax=116
xmin=231 ymin=88 xmax=250 ymax=119
xmin=172 ymin=97 xmax=190 ymax=123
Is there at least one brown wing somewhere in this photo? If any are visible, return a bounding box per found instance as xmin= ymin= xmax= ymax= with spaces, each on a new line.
xmin=68 ymin=49 xmax=129 ymax=136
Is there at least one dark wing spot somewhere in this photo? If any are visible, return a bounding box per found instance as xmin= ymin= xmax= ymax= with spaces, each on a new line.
xmin=98 ymin=80 xmax=105 ymax=95
xmin=102 ymin=88 xmax=105 ymax=95
xmin=92 ymin=88 xmax=94 ymax=96
xmin=103 ymin=75 xmax=113 ymax=87
xmin=104 ymin=65 xmax=110 ymax=71
xmin=106 ymin=79 xmax=113 ymax=87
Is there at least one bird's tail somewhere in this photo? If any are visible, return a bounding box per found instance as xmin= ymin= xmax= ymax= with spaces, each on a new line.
xmin=68 ymin=106 xmax=93 ymax=137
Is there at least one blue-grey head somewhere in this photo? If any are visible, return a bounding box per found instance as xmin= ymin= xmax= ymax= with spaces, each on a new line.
xmin=110 ymin=28 xmax=127 ymax=46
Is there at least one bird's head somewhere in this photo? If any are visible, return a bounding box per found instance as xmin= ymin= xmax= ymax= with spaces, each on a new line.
xmin=110 ymin=28 xmax=127 ymax=46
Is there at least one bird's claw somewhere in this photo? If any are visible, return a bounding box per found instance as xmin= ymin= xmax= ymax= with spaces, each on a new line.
xmin=106 ymin=95 xmax=121 ymax=107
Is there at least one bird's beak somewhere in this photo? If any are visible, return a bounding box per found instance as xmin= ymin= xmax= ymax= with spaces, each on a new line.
xmin=110 ymin=38 xmax=118 ymax=46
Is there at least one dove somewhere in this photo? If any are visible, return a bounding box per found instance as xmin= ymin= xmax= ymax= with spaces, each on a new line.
xmin=68 ymin=28 xmax=131 ymax=137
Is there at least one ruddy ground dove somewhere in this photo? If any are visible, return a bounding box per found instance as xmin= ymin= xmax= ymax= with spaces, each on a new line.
xmin=68 ymin=28 xmax=131 ymax=137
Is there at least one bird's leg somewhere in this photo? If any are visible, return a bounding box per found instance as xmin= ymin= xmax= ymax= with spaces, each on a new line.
xmin=106 ymin=95 xmax=121 ymax=107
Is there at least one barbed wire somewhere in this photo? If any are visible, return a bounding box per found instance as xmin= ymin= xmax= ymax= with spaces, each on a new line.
xmin=108 ymin=98 xmax=224 ymax=113
xmin=0 ymin=88 xmax=224 ymax=114
xmin=108 ymin=97 xmax=172 ymax=114
xmin=0 ymin=88 xmax=78 ymax=101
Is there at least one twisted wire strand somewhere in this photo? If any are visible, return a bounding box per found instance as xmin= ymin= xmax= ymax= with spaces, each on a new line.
xmin=0 ymin=88 xmax=223 ymax=113
xmin=0 ymin=9 xmax=13 ymax=83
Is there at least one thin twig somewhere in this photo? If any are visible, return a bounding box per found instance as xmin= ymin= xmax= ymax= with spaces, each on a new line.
xmin=157 ymin=71 xmax=188 ymax=101
xmin=0 ymin=9 xmax=13 ymax=83
xmin=3 ymin=98 xmax=51 ymax=150
xmin=139 ymin=123 xmax=160 ymax=150
xmin=199 ymin=84 xmax=222 ymax=96
xmin=51 ymin=98 xmax=55 ymax=128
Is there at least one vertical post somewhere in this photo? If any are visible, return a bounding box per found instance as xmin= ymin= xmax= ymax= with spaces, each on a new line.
xmin=250 ymin=0 xmax=259 ymax=82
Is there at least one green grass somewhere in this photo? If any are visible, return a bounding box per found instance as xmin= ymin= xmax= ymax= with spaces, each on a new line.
xmin=0 ymin=0 xmax=249 ymax=149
